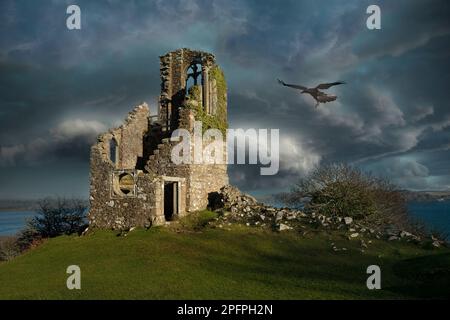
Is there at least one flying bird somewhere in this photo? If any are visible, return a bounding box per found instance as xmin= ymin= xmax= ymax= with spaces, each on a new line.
xmin=277 ymin=79 xmax=346 ymax=108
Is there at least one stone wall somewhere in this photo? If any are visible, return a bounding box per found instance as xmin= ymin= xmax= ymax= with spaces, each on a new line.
xmin=88 ymin=48 xmax=229 ymax=230
xmin=94 ymin=103 xmax=149 ymax=171
xmin=144 ymin=107 xmax=228 ymax=213
xmin=118 ymin=105 xmax=149 ymax=169
xmin=89 ymin=159 xmax=159 ymax=229
xmin=144 ymin=136 xmax=189 ymax=218
xmin=89 ymin=103 xmax=161 ymax=229
xmin=187 ymin=163 xmax=228 ymax=211
xmin=159 ymin=48 xmax=216 ymax=132
xmin=155 ymin=48 xmax=229 ymax=213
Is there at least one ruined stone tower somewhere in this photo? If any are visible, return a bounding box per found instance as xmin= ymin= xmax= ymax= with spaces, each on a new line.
xmin=88 ymin=48 xmax=229 ymax=229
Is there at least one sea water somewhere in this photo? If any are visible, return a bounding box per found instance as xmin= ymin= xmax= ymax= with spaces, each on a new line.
xmin=0 ymin=211 xmax=35 ymax=236
xmin=407 ymin=200 xmax=450 ymax=239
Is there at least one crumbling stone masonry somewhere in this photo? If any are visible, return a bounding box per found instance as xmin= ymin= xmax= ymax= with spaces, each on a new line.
xmin=88 ymin=49 xmax=229 ymax=230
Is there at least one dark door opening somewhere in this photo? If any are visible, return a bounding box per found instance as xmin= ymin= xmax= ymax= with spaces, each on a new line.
xmin=164 ymin=182 xmax=178 ymax=221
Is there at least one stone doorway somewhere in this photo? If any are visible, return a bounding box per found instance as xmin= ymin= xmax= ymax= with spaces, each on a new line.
xmin=164 ymin=181 xmax=179 ymax=221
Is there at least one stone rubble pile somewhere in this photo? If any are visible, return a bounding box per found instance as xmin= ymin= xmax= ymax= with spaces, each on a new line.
xmin=210 ymin=185 xmax=439 ymax=248
xmin=211 ymin=185 xmax=305 ymax=231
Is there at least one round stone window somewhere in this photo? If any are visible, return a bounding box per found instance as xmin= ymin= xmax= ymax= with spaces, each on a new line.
xmin=118 ymin=173 xmax=134 ymax=195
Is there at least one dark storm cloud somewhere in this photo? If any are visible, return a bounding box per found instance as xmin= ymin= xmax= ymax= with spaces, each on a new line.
xmin=0 ymin=0 xmax=449 ymax=198
xmin=0 ymin=118 xmax=106 ymax=166
xmin=222 ymin=0 xmax=450 ymax=192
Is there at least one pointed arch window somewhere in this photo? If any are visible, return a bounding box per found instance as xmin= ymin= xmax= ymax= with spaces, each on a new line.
xmin=185 ymin=63 xmax=203 ymax=97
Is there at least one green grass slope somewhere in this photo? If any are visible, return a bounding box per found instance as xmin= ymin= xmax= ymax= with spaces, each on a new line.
xmin=0 ymin=211 xmax=449 ymax=299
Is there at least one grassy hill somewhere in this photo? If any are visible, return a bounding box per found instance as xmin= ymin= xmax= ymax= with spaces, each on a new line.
xmin=0 ymin=211 xmax=449 ymax=299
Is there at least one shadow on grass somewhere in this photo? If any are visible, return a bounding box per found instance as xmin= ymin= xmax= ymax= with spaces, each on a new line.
xmin=172 ymin=229 xmax=392 ymax=298
xmin=389 ymin=252 xmax=450 ymax=299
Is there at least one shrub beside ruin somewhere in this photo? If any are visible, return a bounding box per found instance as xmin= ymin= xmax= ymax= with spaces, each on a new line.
xmin=283 ymin=164 xmax=408 ymax=225
xmin=0 ymin=197 xmax=88 ymax=260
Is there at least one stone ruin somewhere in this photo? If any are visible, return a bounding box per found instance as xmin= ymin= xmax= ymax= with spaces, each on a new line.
xmin=88 ymin=48 xmax=229 ymax=230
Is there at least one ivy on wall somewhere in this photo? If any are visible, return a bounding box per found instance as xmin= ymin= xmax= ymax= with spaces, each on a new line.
xmin=185 ymin=65 xmax=228 ymax=136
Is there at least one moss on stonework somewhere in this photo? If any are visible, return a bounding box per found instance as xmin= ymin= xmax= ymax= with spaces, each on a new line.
xmin=210 ymin=65 xmax=228 ymax=134
xmin=185 ymin=65 xmax=228 ymax=136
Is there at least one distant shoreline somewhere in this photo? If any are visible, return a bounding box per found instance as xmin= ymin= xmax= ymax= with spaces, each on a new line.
xmin=0 ymin=208 xmax=36 ymax=213
xmin=401 ymin=191 xmax=450 ymax=202
xmin=0 ymin=200 xmax=37 ymax=213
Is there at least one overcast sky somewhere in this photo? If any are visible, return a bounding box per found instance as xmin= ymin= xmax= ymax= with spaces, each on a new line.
xmin=1 ymin=0 xmax=449 ymax=199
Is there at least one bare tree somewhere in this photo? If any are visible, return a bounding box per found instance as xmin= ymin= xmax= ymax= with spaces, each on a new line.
xmin=28 ymin=197 xmax=88 ymax=238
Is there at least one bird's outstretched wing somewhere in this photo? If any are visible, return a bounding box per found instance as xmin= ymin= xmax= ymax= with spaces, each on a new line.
xmin=316 ymin=81 xmax=346 ymax=89
xmin=277 ymin=79 xmax=307 ymax=91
